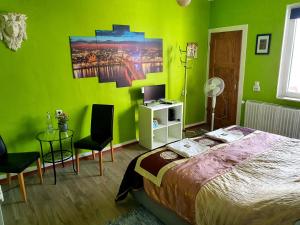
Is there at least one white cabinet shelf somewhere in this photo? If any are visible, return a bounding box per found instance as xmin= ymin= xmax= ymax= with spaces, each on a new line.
xmin=168 ymin=136 xmax=180 ymax=143
xmin=153 ymin=124 xmax=167 ymax=130
xmin=139 ymin=103 xmax=183 ymax=150
xmin=168 ymin=121 xmax=181 ymax=126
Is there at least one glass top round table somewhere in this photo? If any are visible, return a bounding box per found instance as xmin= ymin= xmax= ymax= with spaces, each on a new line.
xmin=36 ymin=129 xmax=75 ymax=184
xmin=36 ymin=129 xmax=73 ymax=142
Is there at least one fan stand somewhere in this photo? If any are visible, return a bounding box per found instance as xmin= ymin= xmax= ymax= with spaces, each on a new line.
xmin=211 ymin=95 xmax=217 ymax=131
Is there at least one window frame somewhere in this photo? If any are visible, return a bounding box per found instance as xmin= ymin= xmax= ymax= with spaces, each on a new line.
xmin=277 ymin=3 xmax=300 ymax=102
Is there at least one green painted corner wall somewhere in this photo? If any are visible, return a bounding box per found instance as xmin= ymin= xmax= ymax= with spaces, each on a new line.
xmin=210 ymin=0 xmax=300 ymax=123
xmin=0 ymin=0 xmax=210 ymax=153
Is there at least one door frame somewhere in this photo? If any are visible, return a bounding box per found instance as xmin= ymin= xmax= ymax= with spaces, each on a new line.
xmin=205 ymin=24 xmax=248 ymax=125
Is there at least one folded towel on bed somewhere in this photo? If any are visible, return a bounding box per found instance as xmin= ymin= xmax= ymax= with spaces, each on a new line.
xmin=206 ymin=128 xmax=244 ymax=143
xmin=167 ymin=139 xmax=209 ymax=158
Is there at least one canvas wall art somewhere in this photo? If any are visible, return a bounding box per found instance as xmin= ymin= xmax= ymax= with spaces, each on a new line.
xmin=70 ymin=25 xmax=163 ymax=87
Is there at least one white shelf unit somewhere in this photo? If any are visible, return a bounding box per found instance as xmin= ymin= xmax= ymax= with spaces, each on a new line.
xmin=139 ymin=103 xmax=183 ymax=150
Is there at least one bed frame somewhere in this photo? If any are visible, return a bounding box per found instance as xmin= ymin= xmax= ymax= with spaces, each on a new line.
xmin=131 ymin=189 xmax=191 ymax=225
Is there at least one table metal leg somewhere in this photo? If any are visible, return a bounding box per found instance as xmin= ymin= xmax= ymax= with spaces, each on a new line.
xmin=49 ymin=141 xmax=57 ymax=185
xmin=70 ymin=137 xmax=76 ymax=173
xmin=39 ymin=141 xmax=46 ymax=173
xmin=59 ymin=132 xmax=65 ymax=168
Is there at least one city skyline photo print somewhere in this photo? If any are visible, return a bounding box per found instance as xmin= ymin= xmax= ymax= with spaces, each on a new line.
xmin=69 ymin=25 xmax=163 ymax=87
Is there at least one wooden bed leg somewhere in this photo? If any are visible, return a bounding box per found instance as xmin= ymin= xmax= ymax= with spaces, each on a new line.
xmin=36 ymin=158 xmax=43 ymax=184
xmin=7 ymin=173 xmax=11 ymax=185
xmin=75 ymin=148 xmax=80 ymax=174
xmin=99 ymin=151 xmax=103 ymax=176
xmin=110 ymin=142 xmax=114 ymax=162
xmin=18 ymin=172 xmax=27 ymax=202
xmin=92 ymin=150 xmax=96 ymax=160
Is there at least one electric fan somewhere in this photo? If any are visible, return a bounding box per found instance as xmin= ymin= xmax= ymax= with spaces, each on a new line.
xmin=204 ymin=77 xmax=225 ymax=131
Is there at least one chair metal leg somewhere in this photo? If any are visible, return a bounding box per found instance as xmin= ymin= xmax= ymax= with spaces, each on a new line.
xmin=110 ymin=142 xmax=114 ymax=162
xmin=75 ymin=148 xmax=80 ymax=174
xmin=17 ymin=173 xmax=27 ymax=202
xmin=92 ymin=150 xmax=96 ymax=160
xmin=7 ymin=173 xmax=11 ymax=185
xmin=98 ymin=151 xmax=103 ymax=176
xmin=36 ymin=158 xmax=43 ymax=184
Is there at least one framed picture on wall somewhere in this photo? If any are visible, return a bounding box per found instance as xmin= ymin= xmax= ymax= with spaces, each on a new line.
xmin=187 ymin=42 xmax=198 ymax=58
xmin=255 ymin=34 xmax=271 ymax=55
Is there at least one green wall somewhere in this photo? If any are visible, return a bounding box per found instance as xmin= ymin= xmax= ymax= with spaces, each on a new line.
xmin=5 ymin=0 xmax=298 ymax=154
xmin=0 ymin=0 xmax=210 ymax=153
xmin=210 ymin=0 xmax=300 ymax=123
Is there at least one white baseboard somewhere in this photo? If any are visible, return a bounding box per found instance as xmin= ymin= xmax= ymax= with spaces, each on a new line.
xmin=0 ymin=139 xmax=138 ymax=180
xmin=184 ymin=121 xmax=206 ymax=129
xmin=105 ymin=139 xmax=137 ymax=150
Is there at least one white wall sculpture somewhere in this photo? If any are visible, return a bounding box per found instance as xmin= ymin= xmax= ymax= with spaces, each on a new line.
xmin=176 ymin=0 xmax=191 ymax=7
xmin=0 ymin=13 xmax=27 ymax=51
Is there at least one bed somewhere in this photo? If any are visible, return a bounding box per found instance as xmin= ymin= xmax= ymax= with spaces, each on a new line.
xmin=0 ymin=186 xmax=4 ymax=225
xmin=116 ymin=126 xmax=300 ymax=225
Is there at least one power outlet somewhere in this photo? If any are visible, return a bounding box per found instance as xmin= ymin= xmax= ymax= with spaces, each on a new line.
xmin=55 ymin=109 xmax=63 ymax=117
xmin=253 ymin=81 xmax=261 ymax=92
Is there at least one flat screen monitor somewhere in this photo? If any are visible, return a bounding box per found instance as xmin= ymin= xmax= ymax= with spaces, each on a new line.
xmin=143 ymin=84 xmax=165 ymax=104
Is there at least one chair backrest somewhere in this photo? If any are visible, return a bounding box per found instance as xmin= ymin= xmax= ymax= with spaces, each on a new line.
xmin=91 ymin=104 xmax=114 ymax=140
xmin=0 ymin=136 xmax=8 ymax=157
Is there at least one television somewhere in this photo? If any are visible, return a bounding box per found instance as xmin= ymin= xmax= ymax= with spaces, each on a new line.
xmin=143 ymin=84 xmax=165 ymax=104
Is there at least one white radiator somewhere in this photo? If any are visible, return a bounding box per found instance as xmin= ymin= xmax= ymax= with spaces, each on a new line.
xmin=244 ymin=100 xmax=300 ymax=139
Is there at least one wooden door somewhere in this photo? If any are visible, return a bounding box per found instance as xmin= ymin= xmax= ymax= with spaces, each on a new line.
xmin=207 ymin=31 xmax=242 ymax=129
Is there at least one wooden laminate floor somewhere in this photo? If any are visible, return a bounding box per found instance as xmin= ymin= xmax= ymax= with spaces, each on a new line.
xmin=1 ymin=144 xmax=146 ymax=225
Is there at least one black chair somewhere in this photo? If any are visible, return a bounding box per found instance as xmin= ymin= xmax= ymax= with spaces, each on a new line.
xmin=0 ymin=136 xmax=43 ymax=202
xmin=74 ymin=104 xmax=114 ymax=176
